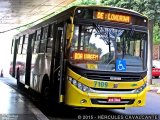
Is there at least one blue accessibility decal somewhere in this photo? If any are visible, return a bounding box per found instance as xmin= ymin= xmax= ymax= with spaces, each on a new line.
xmin=116 ymin=59 xmax=126 ymax=71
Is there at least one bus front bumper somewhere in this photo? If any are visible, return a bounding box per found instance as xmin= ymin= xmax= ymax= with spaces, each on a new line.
xmin=64 ymin=81 xmax=147 ymax=108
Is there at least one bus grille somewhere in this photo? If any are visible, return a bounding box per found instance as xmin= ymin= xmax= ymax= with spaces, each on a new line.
xmin=85 ymin=73 xmax=142 ymax=81
xmin=91 ymin=99 xmax=135 ymax=105
xmin=92 ymin=88 xmax=134 ymax=91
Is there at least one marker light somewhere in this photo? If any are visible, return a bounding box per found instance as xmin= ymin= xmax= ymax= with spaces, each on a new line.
xmin=68 ymin=77 xmax=93 ymax=92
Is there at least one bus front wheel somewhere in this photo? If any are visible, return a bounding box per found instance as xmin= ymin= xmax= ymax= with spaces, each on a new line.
xmin=16 ymin=68 xmax=20 ymax=88
xmin=41 ymin=79 xmax=50 ymax=104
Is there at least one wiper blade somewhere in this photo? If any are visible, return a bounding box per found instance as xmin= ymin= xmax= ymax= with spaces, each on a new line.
xmin=93 ymin=23 xmax=110 ymax=45
xmin=130 ymin=26 xmax=135 ymax=38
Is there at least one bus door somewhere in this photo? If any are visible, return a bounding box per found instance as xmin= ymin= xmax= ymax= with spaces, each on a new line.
xmin=25 ymin=33 xmax=35 ymax=87
xmin=52 ymin=22 xmax=67 ymax=103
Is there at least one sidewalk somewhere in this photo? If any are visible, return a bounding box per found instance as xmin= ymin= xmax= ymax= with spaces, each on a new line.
xmin=0 ymin=78 xmax=49 ymax=120
xmin=147 ymin=79 xmax=160 ymax=94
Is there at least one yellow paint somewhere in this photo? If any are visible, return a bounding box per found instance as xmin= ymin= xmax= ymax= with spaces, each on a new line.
xmin=64 ymin=80 xmax=147 ymax=108
xmin=146 ymin=86 xmax=151 ymax=91
xmin=68 ymin=68 xmax=147 ymax=89
xmin=64 ymin=68 xmax=147 ymax=108
xmin=60 ymin=95 xmax=63 ymax=102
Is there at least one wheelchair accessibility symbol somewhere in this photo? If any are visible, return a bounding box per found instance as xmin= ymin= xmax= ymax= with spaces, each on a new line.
xmin=116 ymin=59 xmax=126 ymax=71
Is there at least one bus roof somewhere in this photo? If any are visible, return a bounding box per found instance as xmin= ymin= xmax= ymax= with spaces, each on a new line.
xmin=73 ymin=5 xmax=147 ymax=18
xmin=14 ymin=5 xmax=147 ymax=37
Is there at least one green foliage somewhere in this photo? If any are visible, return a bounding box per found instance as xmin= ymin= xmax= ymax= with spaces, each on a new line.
xmin=88 ymin=43 xmax=102 ymax=55
xmin=144 ymin=0 xmax=160 ymax=22
xmin=79 ymin=0 xmax=97 ymax=5
xmin=101 ymin=0 xmax=141 ymax=11
xmin=153 ymin=24 xmax=160 ymax=45
xmin=100 ymin=0 xmax=160 ymax=44
xmin=100 ymin=0 xmax=160 ymax=22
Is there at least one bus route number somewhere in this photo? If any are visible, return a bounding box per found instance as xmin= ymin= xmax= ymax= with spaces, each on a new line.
xmin=94 ymin=81 xmax=108 ymax=88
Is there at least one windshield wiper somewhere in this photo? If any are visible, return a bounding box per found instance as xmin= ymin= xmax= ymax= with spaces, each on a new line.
xmin=130 ymin=26 xmax=135 ymax=38
xmin=93 ymin=23 xmax=110 ymax=45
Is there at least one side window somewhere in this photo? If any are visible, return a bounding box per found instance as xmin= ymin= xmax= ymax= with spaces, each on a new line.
xmin=141 ymin=39 xmax=145 ymax=58
xmin=18 ymin=37 xmax=23 ymax=54
xmin=40 ymin=40 xmax=46 ymax=53
xmin=55 ymin=27 xmax=63 ymax=55
xmin=128 ymin=37 xmax=141 ymax=57
xmin=71 ymin=26 xmax=79 ymax=51
xmin=22 ymin=35 xmax=28 ymax=54
xmin=33 ymin=29 xmax=41 ymax=53
xmin=42 ymin=26 xmax=48 ymax=40
xmin=134 ymin=40 xmax=140 ymax=57
xmin=40 ymin=26 xmax=48 ymax=53
xmin=50 ymin=24 xmax=54 ymax=38
xmin=32 ymin=33 xmax=36 ymax=53
xmin=36 ymin=29 xmax=41 ymax=41
xmin=47 ymin=24 xmax=54 ymax=53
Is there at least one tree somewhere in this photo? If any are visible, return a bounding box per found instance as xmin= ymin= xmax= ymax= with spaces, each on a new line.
xmin=100 ymin=0 xmax=160 ymax=42
xmin=100 ymin=0 xmax=160 ymax=84
xmin=80 ymin=0 xmax=97 ymax=5
xmin=153 ymin=24 xmax=160 ymax=45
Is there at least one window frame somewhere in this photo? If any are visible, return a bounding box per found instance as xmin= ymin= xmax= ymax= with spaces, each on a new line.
xmin=22 ymin=35 xmax=28 ymax=54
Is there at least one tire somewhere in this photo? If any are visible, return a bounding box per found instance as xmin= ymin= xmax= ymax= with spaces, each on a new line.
xmin=16 ymin=68 xmax=20 ymax=88
xmin=16 ymin=68 xmax=24 ymax=89
xmin=41 ymin=81 xmax=50 ymax=104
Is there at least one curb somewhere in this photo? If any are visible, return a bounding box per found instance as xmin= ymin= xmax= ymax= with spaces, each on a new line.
xmin=146 ymin=86 xmax=151 ymax=91
xmin=147 ymin=85 xmax=160 ymax=94
xmin=157 ymin=89 xmax=160 ymax=94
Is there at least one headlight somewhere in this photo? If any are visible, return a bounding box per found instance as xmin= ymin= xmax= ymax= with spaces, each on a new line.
xmin=78 ymin=82 xmax=83 ymax=90
xmin=68 ymin=76 xmax=72 ymax=82
xmin=133 ymin=83 xmax=146 ymax=93
xmin=72 ymin=80 xmax=77 ymax=86
xmin=68 ymin=76 xmax=93 ymax=92
xmin=83 ymin=86 xmax=90 ymax=92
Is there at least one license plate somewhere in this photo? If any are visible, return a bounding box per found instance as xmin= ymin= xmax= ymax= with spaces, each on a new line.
xmin=108 ymin=97 xmax=121 ymax=102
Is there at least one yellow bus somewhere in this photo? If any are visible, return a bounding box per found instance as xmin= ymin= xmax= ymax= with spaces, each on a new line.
xmin=10 ymin=6 xmax=148 ymax=109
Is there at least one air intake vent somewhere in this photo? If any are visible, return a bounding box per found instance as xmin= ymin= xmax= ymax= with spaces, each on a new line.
xmin=85 ymin=73 xmax=142 ymax=81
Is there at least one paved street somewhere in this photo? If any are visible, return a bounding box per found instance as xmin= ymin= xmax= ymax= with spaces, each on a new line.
xmin=0 ymin=77 xmax=160 ymax=120
xmin=111 ymin=92 xmax=160 ymax=114
xmin=0 ymin=77 xmax=48 ymax=120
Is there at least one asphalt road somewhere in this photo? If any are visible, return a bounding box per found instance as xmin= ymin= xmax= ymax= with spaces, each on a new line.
xmin=0 ymin=77 xmax=160 ymax=120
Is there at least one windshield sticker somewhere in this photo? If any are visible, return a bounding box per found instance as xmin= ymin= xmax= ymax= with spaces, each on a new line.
xmin=116 ymin=59 xmax=126 ymax=71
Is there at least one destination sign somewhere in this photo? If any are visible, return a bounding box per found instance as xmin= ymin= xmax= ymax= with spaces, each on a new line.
xmin=95 ymin=11 xmax=131 ymax=23
xmin=73 ymin=51 xmax=99 ymax=61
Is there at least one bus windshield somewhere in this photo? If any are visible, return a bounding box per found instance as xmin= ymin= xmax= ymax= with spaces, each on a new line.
xmin=69 ymin=24 xmax=147 ymax=72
